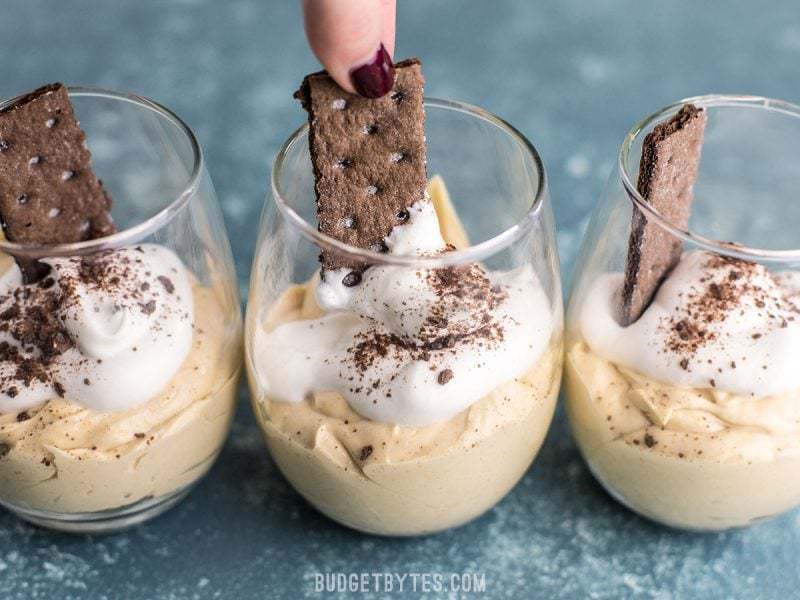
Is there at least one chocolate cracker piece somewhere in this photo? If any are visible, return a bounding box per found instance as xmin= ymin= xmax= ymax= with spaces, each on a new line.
xmin=619 ymin=103 xmax=707 ymax=326
xmin=0 ymin=83 xmax=115 ymax=280
xmin=295 ymin=58 xmax=427 ymax=272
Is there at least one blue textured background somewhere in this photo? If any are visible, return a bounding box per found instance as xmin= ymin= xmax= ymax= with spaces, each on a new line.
xmin=2 ymin=1 xmax=799 ymax=598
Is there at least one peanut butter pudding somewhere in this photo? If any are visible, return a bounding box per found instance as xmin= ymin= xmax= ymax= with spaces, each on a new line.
xmin=250 ymin=178 xmax=560 ymax=535
xmin=0 ymin=84 xmax=240 ymax=530
xmin=566 ymin=102 xmax=800 ymax=530
xmin=246 ymin=58 xmax=560 ymax=536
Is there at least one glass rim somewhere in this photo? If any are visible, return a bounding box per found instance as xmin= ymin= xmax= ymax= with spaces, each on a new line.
xmin=619 ymin=93 xmax=800 ymax=263
xmin=0 ymin=86 xmax=203 ymax=259
xmin=271 ymin=97 xmax=547 ymax=268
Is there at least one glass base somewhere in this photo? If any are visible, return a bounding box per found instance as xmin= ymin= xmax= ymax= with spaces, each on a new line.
xmin=583 ymin=458 xmax=782 ymax=532
xmin=0 ymin=486 xmax=192 ymax=534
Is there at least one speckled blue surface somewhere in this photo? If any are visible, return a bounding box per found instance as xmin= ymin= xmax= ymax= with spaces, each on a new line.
xmin=2 ymin=1 xmax=800 ymax=598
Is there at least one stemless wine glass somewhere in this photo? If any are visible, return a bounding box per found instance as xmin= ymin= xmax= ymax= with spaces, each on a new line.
xmin=246 ymin=98 xmax=563 ymax=536
xmin=566 ymin=95 xmax=800 ymax=531
xmin=0 ymin=88 xmax=242 ymax=533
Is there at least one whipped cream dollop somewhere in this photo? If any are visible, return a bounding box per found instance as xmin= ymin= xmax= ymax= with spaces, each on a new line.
xmin=0 ymin=244 xmax=194 ymax=414
xmin=581 ymin=250 xmax=800 ymax=397
xmin=255 ymin=198 xmax=553 ymax=427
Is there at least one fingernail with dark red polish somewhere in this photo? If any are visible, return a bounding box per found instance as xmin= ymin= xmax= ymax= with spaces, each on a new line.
xmin=350 ymin=44 xmax=395 ymax=98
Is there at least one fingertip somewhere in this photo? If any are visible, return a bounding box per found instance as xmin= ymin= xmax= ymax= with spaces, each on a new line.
xmin=380 ymin=0 xmax=396 ymax=57
xmin=303 ymin=0 xmax=392 ymax=97
xmin=329 ymin=72 xmax=357 ymax=96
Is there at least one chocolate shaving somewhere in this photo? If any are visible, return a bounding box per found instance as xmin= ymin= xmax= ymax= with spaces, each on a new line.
xmin=0 ymin=248 xmax=177 ymax=400
xmin=157 ymin=275 xmax=175 ymax=294
xmin=659 ymin=253 xmax=799 ymax=371
xmin=437 ymin=369 xmax=454 ymax=385
xmin=359 ymin=445 xmax=374 ymax=461
xmin=347 ymin=260 xmax=508 ymax=393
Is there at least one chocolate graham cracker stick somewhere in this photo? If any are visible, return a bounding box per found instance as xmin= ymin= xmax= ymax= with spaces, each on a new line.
xmin=295 ymin=58 xmax=427 ymax=278
xmin=0 ymin=83 xmax=116 ymax=281
xmin=620 ymin=103 xmax=707 ymax=326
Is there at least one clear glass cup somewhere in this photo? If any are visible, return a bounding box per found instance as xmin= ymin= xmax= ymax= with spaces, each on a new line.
xmin=246 ymin=98 xmax=563 ymax=536
xmin=0 ymin=88 xmax=242 ymax=533
xmin=565 ymin=95 xmax=800 ymax=531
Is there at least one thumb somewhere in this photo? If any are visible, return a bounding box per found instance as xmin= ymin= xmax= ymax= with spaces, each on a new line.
xmin=303 ymin=0 xmax=396 ymax=98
